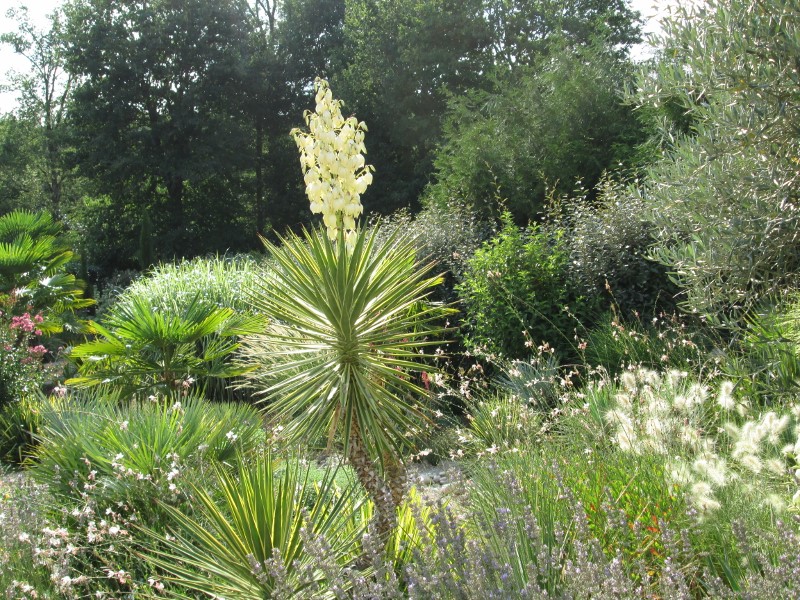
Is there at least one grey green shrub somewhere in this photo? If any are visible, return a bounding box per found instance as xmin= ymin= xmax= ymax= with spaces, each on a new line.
xmin=636 ymin=0 xmax=800 ymax=323
xmin=560 ymin=178 xmax=678 ymax=317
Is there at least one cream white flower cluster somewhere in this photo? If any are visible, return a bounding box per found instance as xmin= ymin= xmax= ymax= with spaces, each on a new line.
xmin=292 ymin=78 xmax=373 ymax=245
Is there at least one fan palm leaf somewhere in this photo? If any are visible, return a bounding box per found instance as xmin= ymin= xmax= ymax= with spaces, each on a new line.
xmin=69 ymin=294 xmax=264 ymax=396
xmin=0 ymin=210 xmax=94 ymax=329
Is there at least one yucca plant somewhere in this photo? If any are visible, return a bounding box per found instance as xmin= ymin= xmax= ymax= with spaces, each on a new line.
xmin=139 ymin=452 xmax=365 ymax=598
xmin=242 ymin=227 xmax=449 ymax=537
xmin=68 ymin=294 xmax=264 ymax=398
xmin=240 ymin=78 xmax=451 ymax=540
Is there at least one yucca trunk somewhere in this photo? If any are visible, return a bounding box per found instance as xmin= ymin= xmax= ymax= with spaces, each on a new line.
xmin=347 ymin=416 xmax=406 ymax=541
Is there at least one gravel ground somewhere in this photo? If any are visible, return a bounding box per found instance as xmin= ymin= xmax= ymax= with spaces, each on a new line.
xmin=406 ymin=459 xmax=469 ymax=506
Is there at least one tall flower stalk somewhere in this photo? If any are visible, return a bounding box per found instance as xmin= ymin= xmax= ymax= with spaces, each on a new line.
xmin=292 ymin=79 xmax=373 ymax=249
xmin=242 ymin=78 xmax=450 ymax=539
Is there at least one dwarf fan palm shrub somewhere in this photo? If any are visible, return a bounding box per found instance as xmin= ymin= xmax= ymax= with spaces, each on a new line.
xmin=0 ymin=209 xmax=93 ymax=333
xmin=68 ymin=294 xmax=264 ymax=398
xmin=32 ymin=390 xmax=263 ymax=507
xmin=25 ymin=389 xmax=264 ymax=592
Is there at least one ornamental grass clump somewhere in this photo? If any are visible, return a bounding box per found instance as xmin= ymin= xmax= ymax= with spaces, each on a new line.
xmin=241 ymin=78 xmax=451 ymax=540
xmin=595 ymin=367 xmax=800 ymax=516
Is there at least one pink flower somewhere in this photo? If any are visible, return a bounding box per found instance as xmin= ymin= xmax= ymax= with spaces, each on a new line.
xmin=28 ymin=345 xmax=47 ymax=356
xmin=10 ymin=312 xmax=41 ymax=334
xmin=421 ymin=371 xmax=430 ymax=391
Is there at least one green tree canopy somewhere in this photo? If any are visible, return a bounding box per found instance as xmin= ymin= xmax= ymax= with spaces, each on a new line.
xmin=484 ymin=0 xmax=641 ymax=72
xmin=425 ymin=41 xmax=646 ymax=222
xmin=63 ymin=0 xmax=255 ymax=261
xmin=1 ymin=6 xmax=75 ymax=216
xmin=333 ymin=0 xmax=492 ymax=214
xmin=334 ymin=0 xmax=642 ymax=216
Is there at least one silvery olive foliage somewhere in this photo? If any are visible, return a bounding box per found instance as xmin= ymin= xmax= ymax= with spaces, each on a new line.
xmin=637 ymin=0 xmax=800 ymax=322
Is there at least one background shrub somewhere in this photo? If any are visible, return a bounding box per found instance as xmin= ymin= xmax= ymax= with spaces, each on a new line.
xmin=720 ymin=296 xmax=800 ymax=405
xmin=0 ymin=298 xmax=46 ymax=410
xmin=68 ymin=294 xmax=264 ymax=399
xmin=375 ymin=202 xmax=492 ymax=304
xmin=0 ymin=394 xmax=43 ymax=466
xmin=11 ymin=391 xmax=264 ymax=594
xmin=560 ymin=178 xmax=678 ymax=317
xmin=423 ymin=41 xmax=646 ymax=224
xmin=117 ymin=254 xmax=262 ymax=315
xmin=456 ymin=212 xmax=596 ymax=360
xmin=581 ymin=311 xmax=707 ymax=376
xmin=33 ymin=391 xmax=264 ymax=509
xmin=69 ymin=255 xmax=267 ymax=400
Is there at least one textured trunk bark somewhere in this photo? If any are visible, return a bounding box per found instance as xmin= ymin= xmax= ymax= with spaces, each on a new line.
xmin=347 ymin=417 xmax=404 ymax=542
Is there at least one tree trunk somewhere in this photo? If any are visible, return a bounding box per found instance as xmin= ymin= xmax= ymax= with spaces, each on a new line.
xmin=347 ymin=417 xmax=403 ymax=542
xmin=165 ymin=174 xmax=185 ymax=257
xmin=255 ymin=120 xmax=266 ymax=234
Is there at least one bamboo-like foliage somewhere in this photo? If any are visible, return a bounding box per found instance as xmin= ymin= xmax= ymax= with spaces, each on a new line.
xmin=140 ymin=452 xmax=365 ymax=598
